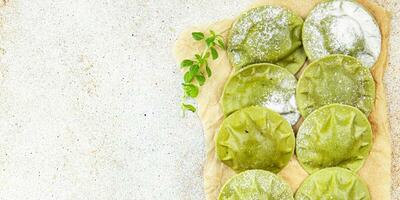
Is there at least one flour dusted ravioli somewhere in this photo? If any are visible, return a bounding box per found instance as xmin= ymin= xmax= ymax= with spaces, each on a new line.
xmin=222 ymin=63 xmax=299 ymax=125
xmin=219 ymin=170 xmax=294 ymax=200
xmin=295 ymin=167 xmax=370 ymax=200
xmin=303 ymin=0 xmax=381 ymax=68
xmin=227 ymin=6 xmax=306 ymax=74
xmin=296 ymin=104 xmax=372 ymax=174
xmin=216 ymin=106 xmax=295 ymax=173
xmin=296 ymin=54 xmax=375 ymax=117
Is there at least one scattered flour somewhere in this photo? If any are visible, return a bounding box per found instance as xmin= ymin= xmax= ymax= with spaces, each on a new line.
xmin=229 ymin=6 xmax=294 ymax=66
xmin=261 ymin=76 xmax=300 ymax=125
xmin=303 ymin=0 xmax=381 ymax=68
xmin=327 ymin=16 xmax=364 ymax=52
xmin=230 ymin=6 xmax=288 ymax=46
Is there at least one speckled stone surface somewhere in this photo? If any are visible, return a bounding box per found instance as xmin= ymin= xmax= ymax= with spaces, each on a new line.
xmin=375 ymin=0 xmax=400 ymax=199
xmin=0 ymin=0 xmax=397 ymax=199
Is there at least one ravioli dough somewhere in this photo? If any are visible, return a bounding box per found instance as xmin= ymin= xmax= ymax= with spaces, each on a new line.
xmin=296 ymin=54 xmax=375 ymax=118
xmin=219 ymin=170 xmax=294 ymax=200
xmin=216 ymin=106 xmax=295 ymax=173
xmin=227 ymin=5 xmax=306 ymax=73
xmin=295 ymin=167 xmax=370 ymax=200
xmin=296 ymin=104 xmax=372 ymax=174
xmin=303 ymin=0 xmax=381 ymax=68
xmin=222 ymin=63 xmax=299 ymax=125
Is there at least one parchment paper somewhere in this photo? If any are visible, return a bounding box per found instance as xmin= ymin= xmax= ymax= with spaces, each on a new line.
xmin=173 ymin=0 xmax=391 ymax=199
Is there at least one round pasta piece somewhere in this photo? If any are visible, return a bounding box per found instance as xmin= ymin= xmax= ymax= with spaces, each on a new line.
xmin=303 ymin=0 xmax=381 ymax=68
xmin=295 ymin=167 xmax=370 ymax=200
xmin=296 ymin=54 xmax=375 ymax=118
xmin=222 ymin=63 xmax=300 ymax=125
xmin=227 ymin=5 xmax=306 ymax=74
xmin=216 ymin=106 xmax=295 ymax=173
xmin=219 ymin=170 xmax=294 ymax=200
xmin=296 ymin=104 xmax=372 ymax=174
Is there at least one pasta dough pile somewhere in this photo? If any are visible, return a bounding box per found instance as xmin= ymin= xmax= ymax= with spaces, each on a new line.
xmin=173 ymin=0 xmax=392 ymax=199
xmin=218 ymin=1 xmax=380 ymax=199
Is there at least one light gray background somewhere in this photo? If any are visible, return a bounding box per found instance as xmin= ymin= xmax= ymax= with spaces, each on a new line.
xmin=0 ymin=0 xmax=398 ymax=199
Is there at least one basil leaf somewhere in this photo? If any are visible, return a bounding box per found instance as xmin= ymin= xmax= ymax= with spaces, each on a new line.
xmin=210 ymin=47 xmax=218 ymax=60
xmin=182 ymin=103 xmax=196 ymax=112
xmin=195 ymin=55 xmax=204 ymax=65
xmin=204 ymin=52 xmax=210 ymax=58
xmin=192 ymin=32 xmax=204 ymax=41
xmin=216 ymin=39 xmax=226 ymax=49
xmin=181 ymin=59 xmax=193 ymax=68
xmin=190 ymin=65 xmax=200 ymax=74
xmin=206 ymin=37 xmax=215 ymax=47
xmin=206 ymin=65 xmax=212 ymax=77
xmin=184 ymin=71 xmax=194 ymax=83
xmin=210 ymin=30 xmax=216 ymax=36
xmin=196 ymin=75 xmax=206 ymax=86
xmin=183 ymin=83 xmax=199 ymax=97
xmin=195 ymin=54 xmax=202 ymax=60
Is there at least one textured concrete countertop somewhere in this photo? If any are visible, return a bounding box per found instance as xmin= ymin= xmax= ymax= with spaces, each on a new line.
xmin=0 ymin=0 xmax=397 ymax=199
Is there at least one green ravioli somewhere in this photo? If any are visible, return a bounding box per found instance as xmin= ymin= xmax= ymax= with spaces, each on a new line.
xmin=219 ymin=170 xmax=294 ymax=200
xmin=295 ymin=167 xmax=370 ymax=200
xmin=216 ymin=106 xmax=295 ymax=173
xmin=302 ymin=0 xmax=381 ymax=68
xmin=222 ymin=63 xmax=300 ymax=125
xmin=296 ymin=54 xmax=375 ymax=118
xmin=296 ymin=104 xmax=372 ymax=174
xmin=227 ymin=5 xmax=306 ymax=74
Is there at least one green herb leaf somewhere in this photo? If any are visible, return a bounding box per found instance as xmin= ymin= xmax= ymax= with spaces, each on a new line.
xmin=192 ymin=32 xmax=205 ymax=41
xmin=195 ymin=54 xmax=202 ymax=60
xmin=206 ymin=37 xmax=215 ymax=47
xmin=182 ymin=103 xmax=196 ymax=112
xmin=206 ymin=65 xmax=212 ymax=77
xmin=210 ymin=30 xmax=216 ymax=36
xmin=216 ymin=38 xmax=226 ymax=49
xmin=196 ymin=75 xmax=206 ymax=86
xmin=179 ymin=30 xmax=224 ymax=116
xmin=184 ymin=71 xmax=194 ymax=83
xmin=190 ymin=65 xmax=200 ymax=74
xmin=210 ymin=47 xmax=218 ymax=60
xmin=195 ymin=55 xmax=204 ymax=65
xmin=181 ymin=59 xmax=193 ymax=68
xmin=204 ymin=52 xmax=210 ymax=58
xmin=203 ymin=59 xmax=208 ymax=69
xmin=183 ymin=83 xmax=199 ymax=98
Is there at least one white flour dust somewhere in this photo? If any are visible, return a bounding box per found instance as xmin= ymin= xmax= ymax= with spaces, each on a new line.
xmin=303 ymin=0 xmax=381 ymax=68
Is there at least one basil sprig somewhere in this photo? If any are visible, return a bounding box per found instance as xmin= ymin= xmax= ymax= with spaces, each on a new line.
xmin=180 ymin=30 xmax=225 ymax=113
